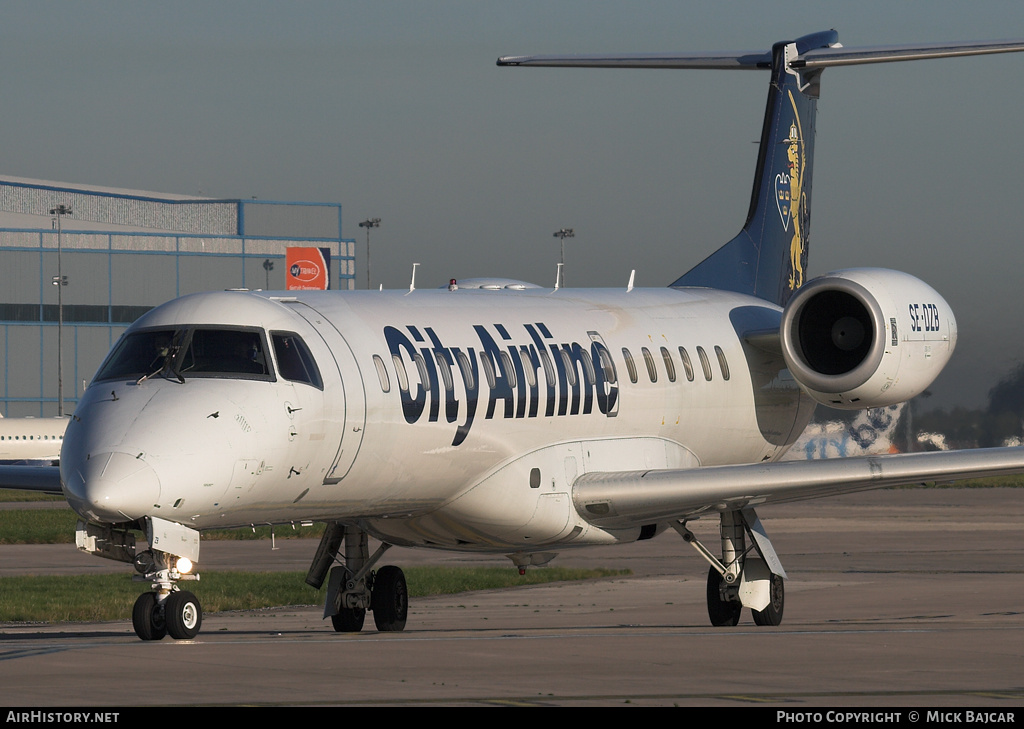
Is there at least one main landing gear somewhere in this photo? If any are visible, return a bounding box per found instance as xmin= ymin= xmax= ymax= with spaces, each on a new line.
xmin=674 ymin=507 xmax=786 ymax=627
xmin=307 ymin=522 xmax=408 ymax=633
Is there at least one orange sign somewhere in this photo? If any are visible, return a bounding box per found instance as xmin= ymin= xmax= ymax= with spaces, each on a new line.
xmin=286 ymin=247 xmax=331 ymax=290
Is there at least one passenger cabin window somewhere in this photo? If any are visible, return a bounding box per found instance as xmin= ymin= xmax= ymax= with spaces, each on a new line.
xmin=622 ymin=348 xmax=638 ymax=384
xmin=538 ymin=348 xmax=555 ymax=387
xmin=392 ymin=354 xmax=410 ymax=392
xmin=660 ymin=347 xmax=676 ymax=382
xmin=434 ymin=351 xmax=454 ymax=391
xmin=520 ymin=346 xmax=537 ymax=388
xmin=715 ymin=345 xmax=731 ymax=381
xmin=559 ymin=350 xmax=577 ymax=387
xmin=697 ymin=346 xmax=713 ymax=382
xmin=641 ymin=347 xmax=657 ymax=383
xmin=579 ymin=349 xmax=596 ymax=385
xmin=500 ymin=352 xmax=518 ymax=388
xmin=678 ymin=347 xmax=695 ymax=382
xmin=596 ymin=347 xmax=616 ymax=383
xmin=455 ymin=351 xmax=475 ymax=391
xmin=271 ymin=332 xmax=323 ymax=389
xmin=373 ymin=354 xmax=391 ymax=393
xmin=481 ymin=353 xmax=497 ymax=389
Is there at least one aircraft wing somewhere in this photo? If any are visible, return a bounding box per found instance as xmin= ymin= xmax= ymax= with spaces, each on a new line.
xmin=0 ymin=465 xmax=63 ymax=496
xmin=573 ymin=447 xmax=1024 ymax=529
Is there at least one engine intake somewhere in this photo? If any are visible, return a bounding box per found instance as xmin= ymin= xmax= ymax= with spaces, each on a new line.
xmin=780 ymin=268 xmax=956 ymax=408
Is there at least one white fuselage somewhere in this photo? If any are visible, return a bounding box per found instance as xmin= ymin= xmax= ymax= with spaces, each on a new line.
xmin=60 ymin=285 xmax=813 ymax=552
xmin=0 ymin=416 xmax=68 ymax=465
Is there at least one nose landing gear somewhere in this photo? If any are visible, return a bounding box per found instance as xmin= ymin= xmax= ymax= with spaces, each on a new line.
xmin=131 ymin=548 xmax=203 ymax=641
xmin=132 ymin=587 xmax=203 ymax=641
xmin=75 ymin=518 xmax=204 ymax=641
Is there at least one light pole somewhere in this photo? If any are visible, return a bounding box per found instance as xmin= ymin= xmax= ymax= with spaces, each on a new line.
xmin=359 ymin=218 xmax=381 ymax=289
xmin=262 ymin=258 xmax=274 ymax=289
xmin=553 ymin=228 xmax=574 ymax=287
xmin=50 ymin=204 xmax=72 ymax=417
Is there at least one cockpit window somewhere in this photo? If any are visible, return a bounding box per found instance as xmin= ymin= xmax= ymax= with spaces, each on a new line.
xmin=94 ymin=326 xmax=274 ymax=383
xmin=271 ymin=332 xmax=323 ymax=390
xmin=94 ymin=328 xmax=179 ymax=382
xmin=181 ymin=329 xmax=271 ymax=378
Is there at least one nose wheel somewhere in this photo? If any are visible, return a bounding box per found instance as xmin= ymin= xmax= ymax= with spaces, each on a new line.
xmin=165 ymin=590 xmax=203 ymax=639
xmin=131 ymin=589 xmax=203 ymax=641
xmin=132 ymin=592 xmax=167 ymax=641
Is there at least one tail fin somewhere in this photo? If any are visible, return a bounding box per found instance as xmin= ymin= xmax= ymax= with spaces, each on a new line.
xmin=500 ymin=32 xmax=1024 ymax=306
xmin=672 ymin=30 xmax=835 ymax=305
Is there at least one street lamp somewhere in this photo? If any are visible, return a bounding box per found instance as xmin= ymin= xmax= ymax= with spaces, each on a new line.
xmin=49 ymin=204 xmax=72 ymax=417
xmin=359 ymin=218 xmax=381 ymax=289
xmin=262 ymin=258 xmax=274 ymax=289
xmin=553 ymin=228 xmax=574 ymax=287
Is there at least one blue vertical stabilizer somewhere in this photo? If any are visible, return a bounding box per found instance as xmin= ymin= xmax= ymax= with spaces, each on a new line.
xmin=671 ymin=31 xmax=837 ymax=305
xmin=499 ymin=31 xmax=1024 ymax=306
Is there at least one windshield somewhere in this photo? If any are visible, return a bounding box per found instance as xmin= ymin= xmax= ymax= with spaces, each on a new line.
xmin=94 ymin=327 xmax=274 ymax=383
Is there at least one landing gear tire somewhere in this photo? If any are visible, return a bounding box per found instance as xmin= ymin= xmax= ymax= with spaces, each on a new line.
xmin=752 ymin=573 xmax=785 ymax=626
xmin=132 ymin=591 xmax=167 ymax=641
xmin=332 ymin=607 xmax=366 ymax=633
xmin=165 ymin=590 xmax=203 ymax=640
xmin=706 ymin=566 xmax=741 ymax=627
xmin=371 ymin=565 xmax=408 ymax=632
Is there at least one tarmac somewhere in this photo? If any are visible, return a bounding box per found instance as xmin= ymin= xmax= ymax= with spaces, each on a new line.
xmin=1 ymin=488 xmax=1022 ymax=708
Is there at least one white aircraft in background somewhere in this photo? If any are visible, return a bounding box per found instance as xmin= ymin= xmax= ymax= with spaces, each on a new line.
xmin=5 ymin=31 xmax=1024 ymax=642
xmin=0 ymin=414 xmax=67 ymax=466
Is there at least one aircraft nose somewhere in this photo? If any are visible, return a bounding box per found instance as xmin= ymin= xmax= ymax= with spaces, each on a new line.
xmin=63 ymin=451 xmax=161 ymax=523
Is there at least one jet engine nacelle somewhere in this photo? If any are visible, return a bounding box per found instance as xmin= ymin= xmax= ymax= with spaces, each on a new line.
xmin=780 ymin=268 xmax=957 ymax=409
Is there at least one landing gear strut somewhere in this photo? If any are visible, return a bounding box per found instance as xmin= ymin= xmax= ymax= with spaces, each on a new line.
xmin=675 ymin=507 xmax=786 ymax=627
xmin=130 ymin=548 xmax=203 ymax=641
xmin=307 ymin=522 xmax=408 ymax=633
xmin=76 ymin=518 xmax=204 ymax=641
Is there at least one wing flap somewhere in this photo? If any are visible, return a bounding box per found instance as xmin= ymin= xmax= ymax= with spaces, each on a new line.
xmin=573 ymin=447 xmax=1024 ymax=528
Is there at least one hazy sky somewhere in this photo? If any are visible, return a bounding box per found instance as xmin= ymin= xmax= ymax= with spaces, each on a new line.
xmin=2 ymin=1 xmax=1023 ymax=410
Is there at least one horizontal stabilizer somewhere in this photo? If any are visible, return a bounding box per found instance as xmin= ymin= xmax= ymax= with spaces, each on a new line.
xmin=796 ymin=39 xmax=1024 ymax=68
xmin=499 ymin=38 xmax=1024 ymax=71
xmin=497 ymin=50 xmax=772 ymax=69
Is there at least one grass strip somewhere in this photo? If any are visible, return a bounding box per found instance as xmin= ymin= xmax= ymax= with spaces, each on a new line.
xmin=0 ymin=567 xmax=629 ymax=624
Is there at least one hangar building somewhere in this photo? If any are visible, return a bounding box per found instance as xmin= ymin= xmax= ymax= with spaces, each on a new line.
xmin=0 ymin=176 xmax=355 ymax=416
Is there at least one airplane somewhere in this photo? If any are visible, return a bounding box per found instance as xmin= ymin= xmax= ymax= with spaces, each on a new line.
xmin=0 ymin=414 xmax=68 ymax=466
xmin=5 ymin=30 xmax=1024 ymax=641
